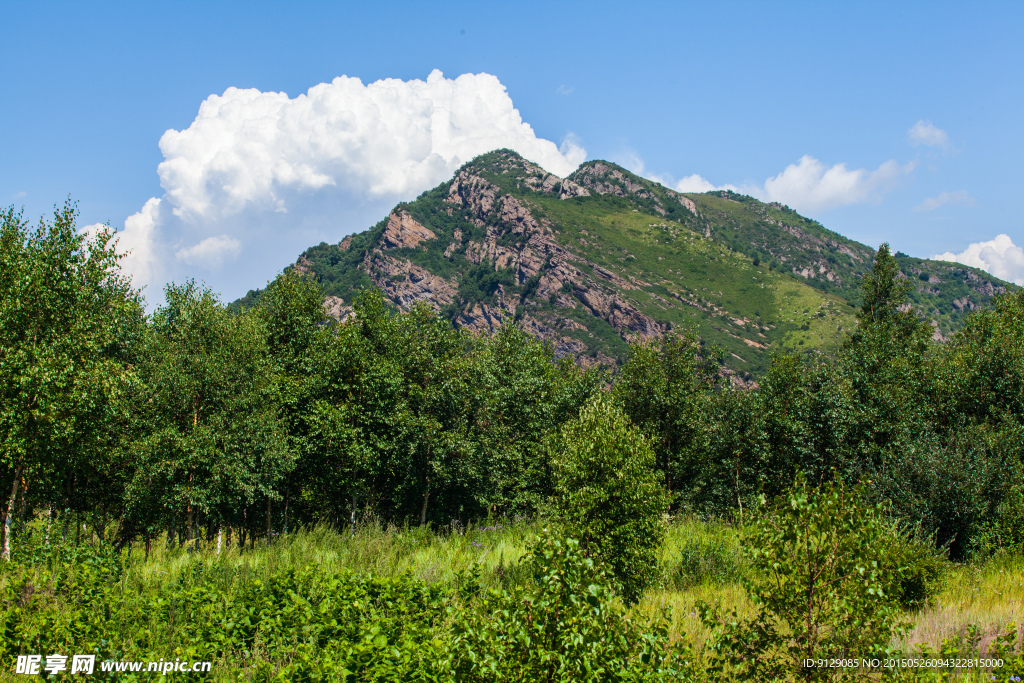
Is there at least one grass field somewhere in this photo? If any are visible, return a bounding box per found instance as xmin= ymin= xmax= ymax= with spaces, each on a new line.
xmin=4 ymin=517 xmax=1022 ymax=680
xmin=19 ymin=517 xmax=1024 ymax=649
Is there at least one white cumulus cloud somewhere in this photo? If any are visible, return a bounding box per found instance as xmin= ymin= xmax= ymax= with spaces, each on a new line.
xmin=639 ymin=164 xmax=737 ymax=195
xmin=758 ymin=155 xmax=914 ymax=213
xmin=673 ymin=174 xmax=721 ymax=193
xmin=78 ymin=222 xmax=109 ymax=242
xmin=117 ymin=198 xmax=164 ymax=292
xmin=914 ymin=190 xmax=975 ymax=212
xmin=157 ymin=69 xmax=584 ymax=222
xmin=80 ymin=200 xmax=165 ymax=290
xmin=908 ymin=120 xmax=949 ymax=148
xmin=636 ymin=155 xmax=912 ymax=214
xmin=112 ymin=70 xmax=586 ymax=302
xmin=932 ymin=234 xmax=1024 ymax=285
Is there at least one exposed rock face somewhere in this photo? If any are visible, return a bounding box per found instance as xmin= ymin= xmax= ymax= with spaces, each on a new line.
xmin=519 ymin=316 xmax=589 ymax=358
xmin=323 ymin=296 xmax=354 ymax=321
xmin=446 ymin=172 xmax=500 ymax=214
xmin=558 ymin=179 xmax=591 ymax=199
xmin=333 ymin=161 xmax=682 ymax=361
xmin=365 ymin=253 xmax=457 ymax=310
xmin=672 ymin=194 xmax=698 ymax=215
xmin=499 ymin=195 xmax=543 ymax=234
xmin=293 ymin=255 xmax=314 ymax=277
xmin=381 ymin=211 xmax=436 ymax=250
xmin=574 ymin=162 xmax=656 ymax=199
xmin=953 ymin=297 xmax=977 ymax=312
xmin=305 ymin=156 xmax=816 ymax=368
xmin=454 ymin=302 xmax=507 ymax=333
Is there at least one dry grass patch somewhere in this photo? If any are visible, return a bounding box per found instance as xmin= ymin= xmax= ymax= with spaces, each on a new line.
xmin=902 ymin=553 xmax=1024 ymax=654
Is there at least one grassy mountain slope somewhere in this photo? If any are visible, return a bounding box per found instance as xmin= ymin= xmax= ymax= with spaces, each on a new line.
xmin=236 ymin=150 xmax=1014 ymax=376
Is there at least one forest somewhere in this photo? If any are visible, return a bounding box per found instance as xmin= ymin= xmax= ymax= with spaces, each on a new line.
xmin=2 ymin=202 xmax=1023 ymax=681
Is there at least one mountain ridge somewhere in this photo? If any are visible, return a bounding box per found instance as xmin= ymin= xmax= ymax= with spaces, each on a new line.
xmin=234 ymin=149 xmax=1014 ymax=376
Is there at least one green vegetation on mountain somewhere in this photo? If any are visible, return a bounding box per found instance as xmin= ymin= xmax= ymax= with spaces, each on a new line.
xmin=241 ymin=150 xmax=1012 ymax=377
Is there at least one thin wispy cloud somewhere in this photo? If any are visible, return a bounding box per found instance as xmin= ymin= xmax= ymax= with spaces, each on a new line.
xmin=556 ymin=84 xmax=574 ymax=95
xmin=613 ymin=149 xmax=647 ymax=175
xmin=908 ymin=120 xmax=949 ymax=148
xmin=914 ymin=190 xmax=974 ymax=212
xmin=175 ymin=235 xmax=242 ymax=268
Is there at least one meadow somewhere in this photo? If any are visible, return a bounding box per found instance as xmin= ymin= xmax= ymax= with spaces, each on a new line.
xmin=3 ymin=514 xmax=1022 ymax=681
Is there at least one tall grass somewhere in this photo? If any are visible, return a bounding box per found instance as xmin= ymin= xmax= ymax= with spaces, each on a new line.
xmin=115 ymin=518 xmax=539 ymax=594
xmin=4 ymin=514 xmax=1023 ymax=671
xmin=903 ymin=552 xmax=1024 ymax=654
xmin=638 ymin=516 xmax=754 ymax=647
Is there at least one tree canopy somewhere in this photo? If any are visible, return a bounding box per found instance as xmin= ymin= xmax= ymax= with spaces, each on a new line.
xmin=2 ymin=227 xmax=1022 ymax=564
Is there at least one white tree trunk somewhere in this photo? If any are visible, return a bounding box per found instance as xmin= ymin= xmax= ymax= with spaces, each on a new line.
xmin=1 ymin=462 xmax=24 ymax=561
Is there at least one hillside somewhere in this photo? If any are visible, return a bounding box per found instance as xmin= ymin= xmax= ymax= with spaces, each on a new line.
xmin=236 ymin=150 xmax=1013 ymax=377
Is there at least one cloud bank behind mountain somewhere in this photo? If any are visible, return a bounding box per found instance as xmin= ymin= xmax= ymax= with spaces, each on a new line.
xmin=933 ymin=235 xmax=1024 ymax=286
xmin=107 ymin=70 xmax=586 ymax=304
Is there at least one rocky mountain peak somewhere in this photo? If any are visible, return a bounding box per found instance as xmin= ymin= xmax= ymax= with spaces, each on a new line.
xmin=239 ymin=151 xmax=1015 ymax=377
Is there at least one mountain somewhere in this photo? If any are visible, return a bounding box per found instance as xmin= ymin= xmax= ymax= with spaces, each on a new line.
xmin=235 ymin=150 xmax=1014 ymax=378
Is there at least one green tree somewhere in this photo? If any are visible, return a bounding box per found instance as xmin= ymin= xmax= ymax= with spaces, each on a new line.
xmin=0 ymin=201 xmax=144 ymax=559
xmin=472 ymin=323 xmax=601 ymax=516
xmin=936 ymin=288 xmax=1024 ymax=425
xmin=612 ymin=332 xmax=720 ymax=508
xmin=550 ymin=394 xmax=670 ymax=603
xmin=123 ymin=282 xmax=291 ymax=548
xmin=935 ymin=290 xmax=1024 ymax=553
xmin=702 ymin=477 xmax=907 ymax=682
xmin=296 ymin=291 xmax=599 ymax=529
xmin=297 ymin=290 xmax=480 ymax=527
xmin=721 ymin=354 xmax=861 ymax=514
xmin=254 ymin=270 xmax=332 ymax=533
xmin=857 ymin=243 xmax=915 ymax=329
xmin=838 ymin=244 xmax=943 ymax=534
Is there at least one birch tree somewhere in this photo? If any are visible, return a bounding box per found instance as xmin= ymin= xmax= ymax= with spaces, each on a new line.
xmin=124 ymin=281 xmax=292 ymax=548
xmin=0 ymin=201 xmax=143 ymax=559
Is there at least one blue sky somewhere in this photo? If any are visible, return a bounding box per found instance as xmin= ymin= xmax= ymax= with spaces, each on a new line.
xmin=3 ymin=0 xmax=1022 ymax=304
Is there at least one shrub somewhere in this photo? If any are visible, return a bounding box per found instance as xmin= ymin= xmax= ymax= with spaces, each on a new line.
xmin=450 ymin=530 xmax=696 ymax=682
xmin=977 ymin=475 xmax=1024 ymax=556
xmin=882 ymin=522 xmax=949 ymax=611
xmin=701 ymin=476 xmax=908 ymax=681
xmin=0 ymin=533 xmax=453 ymax=681
xmin=550 ymin=395 xmax=671 ymax=603
xmin=897 ymin=623 xmax=1024 ymax=681
xmin=871 ymin=426 xmax=1011 ymax=561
